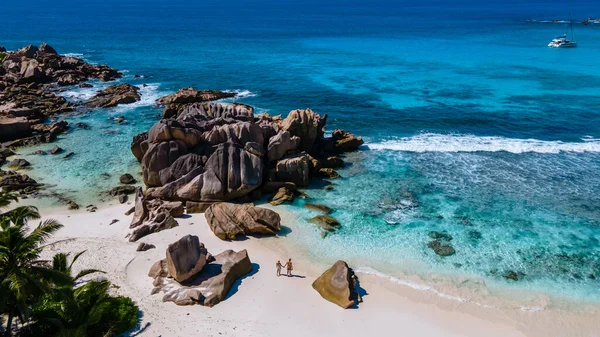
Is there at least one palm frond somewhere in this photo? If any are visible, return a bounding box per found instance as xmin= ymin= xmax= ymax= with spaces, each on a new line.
xmin=74 ymin=269 xmax=105 ymax=281
xmin=30 ymin=219 xmax=63 ymax=245
xmin=52 ymin=253 xmax=70 ymax=273
xmin=69 ymin=250 xmax=87 ymax=270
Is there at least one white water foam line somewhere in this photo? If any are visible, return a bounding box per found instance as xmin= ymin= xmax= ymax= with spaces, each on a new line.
xmin=355 ymin=266 xmax=546 ymax=311
xmin=367 ymin=133 xmax=600 ymax=154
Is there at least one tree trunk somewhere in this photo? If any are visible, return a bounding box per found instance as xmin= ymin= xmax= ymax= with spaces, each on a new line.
xmin=4 ymin=309 xmax=13 ymax=337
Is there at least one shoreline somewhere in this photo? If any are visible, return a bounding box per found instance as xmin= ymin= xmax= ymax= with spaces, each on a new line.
xmin=37 ymin=202 xmax=600 ymax=337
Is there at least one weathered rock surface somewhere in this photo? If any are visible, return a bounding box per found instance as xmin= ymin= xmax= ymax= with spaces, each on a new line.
xmin=128 ymin=188 xmax=179 ymax=242
xmin=1 ymin=43 xmax=121 ymax=145
xmin=136 ymin=242 xmax=156 ymax=252
xmin=275 ymin=154 xmax=310 ymax=187
xmin=269 ymin=186 xmax=294 ymax=206
xmin=0 ymin=170 xmax=39 ymax=192
xmin=304 ymin=203 xmax=332 ymax=214
xmin=267 ymin=131 xmax=300 ymax=161
xmin=428 ymin=240 xmax=455 ymax=256
xmin=185 ymin=201 xmax=214 ymax=214
xmin=146 ymin=142 xmax=263 ymax=202
xmin=158 ymin=88 xmax=235 ymax=105
xmin=166 ymin=235 xmax=208 ymax=283
xmin=308 ymin=215 xmax=340 ymax=232
xmin=7 ymin=158 xmax=30 ymax=168
xmin=86 ymin=84 xmax=140 ymax=108
xmin=119 ymin=173 xmax=136 ymax=184
xmin=150 ymin=248 xmax=252 ymax=307
xmin=281 ymin=109 xmax=322 ymax=152
xmin=204 ymin=202 xmax=281 ymax=240
xmin=331 ymin=129 xmax=364 ymax=153
xmin=312 ymin=260 xmax=359 ymax=309
xmin=129 ymin=87 xmax=363 ymax=228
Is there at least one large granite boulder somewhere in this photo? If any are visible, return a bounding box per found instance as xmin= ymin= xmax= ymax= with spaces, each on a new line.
xmin=147 ymin=119 xmax=204 ymax=148
xmin=141 ymin=140 xmax=188 ymax=187
xmin=38 ymin=43 xmax=58 ymax=55
xmin=201 ymin=122 xmax=264 ymax=148
xmin=312 ymin=260 xmax=359 ymax=309
xmin=0 ymin=170 xmax=38 ymax=192
xmin=0 ymin=117 xmax=32 ymax=142
xmin=131 ymin=132 xmax=149 ymax=162
xmin=332 ymin=129 xmax=364 ymax=153
xmin=146 ymin=142 xmax=263 ymax=202
xmin=150 ymin=248 xmax=252 ymax=307
xmin=86 ymin=84 xmax=140 ymax=108
xmin=267 ymin=130 xmax=300 ymax=162
xmin=129 ymin=209 xmax=178 ymax=242
xmin=158 ymin=153 xmax=208 ymax=186
xmin=269 ymin=186 xmax=294 ymax=206
xmin=275 ymin=153 xmax=310 ymax=187
xmin=281 ymin=108 xmax=322 ymax=152
xmin=166 ymin=235 xmax=208 ymax=283
xmin=204 ymin=202 xmax=281 ymax=240
xmin=157 ymin=88 xmax=235 ymax=105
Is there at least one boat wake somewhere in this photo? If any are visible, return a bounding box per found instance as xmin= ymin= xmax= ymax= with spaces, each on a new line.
xmin=367 ymin=133 xmax=600 ymax=154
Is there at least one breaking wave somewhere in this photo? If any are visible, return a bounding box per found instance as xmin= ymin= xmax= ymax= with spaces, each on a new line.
xmin=367 ymin=133 xmax=600 ymax=154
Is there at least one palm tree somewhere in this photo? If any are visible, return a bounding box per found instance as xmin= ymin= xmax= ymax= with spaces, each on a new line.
xmin=50 ymin=251 xmax=104 ymax=285
xmin=0 ymin=192 xmax=68 ymax=337
xmin=33 ymin=279 xmax=114 ymax=337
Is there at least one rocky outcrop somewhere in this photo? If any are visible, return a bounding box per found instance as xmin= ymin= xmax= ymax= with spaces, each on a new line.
xmin=158 ymin=88 xmax=235 ymax=105
xmin=1 ymin=43 xmax=121 ymax=145
xmin=7 ymin=158 xmax=30 ymax=168
xmin=304 ymin=203 xmax=332 ymax=214
xmin=120 ymin=173 xmax=136 ymax=184
xmin=157 ymin=88 xmax=237 ymax=118
xmin=151 ymin=248 xmax=252 ymax=307
xmin=267 ymin=131 xmax=300 ymax=161
xmin=128 ymin=188 xmax=179 ymax=242
xmin=148 ymin=235 xmax=252 ymax=307
xmin=269 ymin=186 xmax=294 ymax=206
xmin=275 ymin=154 xmax=310 ymax=187
xmin=331 ymin=129 xmax=364 ymax=153
xmin=0 ymin=170 xmax=39 ymax=192
xmin=308 ymin=215 xmax=341 ymax=232
xmin=166 ymin=235 xmax=208 ymax=283
xmin=204 ymin=202 xmax=281 ymax=240
xmin=129 ymin=87 xmax=363 ymax=240
xmin=312 ymin=261 xmax=360 ymax=309
xmin=86 ymin=84 xmax=140 ymax=108
xmin=146 ymin=142 xmax=263 ymax=202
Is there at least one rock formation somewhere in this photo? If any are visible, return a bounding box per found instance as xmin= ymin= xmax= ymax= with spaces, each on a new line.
xmin=127 ymin=187 xmax=181 ymax=242
xmin=166 ymin=235 xmax=208 ymax=283
xmin=86 ymin=84 xmax=140 ymax=108
xmin=312 ymin=260 xmax=361 ymax=309
xmin=130 ymin=94 xmax=363 ymax=216
xmin=204 ymin=202 xmax=281 ymax=240
xmin=1 ymin=43 xmax=122 ymax=145
xmin=149 ymin=236 xmax=252 ymax=307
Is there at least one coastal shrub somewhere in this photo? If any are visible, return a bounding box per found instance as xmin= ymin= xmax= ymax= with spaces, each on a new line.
xmin=95 ymin=296 xmax=139 ymax=336
xmin=0 ymin=52 xmax=6 ymax=61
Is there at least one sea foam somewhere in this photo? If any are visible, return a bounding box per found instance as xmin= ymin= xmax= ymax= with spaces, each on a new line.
xmin=367 ymin=133 xmax=600 ymax=154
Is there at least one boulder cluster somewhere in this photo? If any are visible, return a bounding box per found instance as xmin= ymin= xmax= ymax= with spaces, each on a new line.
xmin=148 ymin=234 xmax=252 ymax=307
xmin=131 ymin=93 xmax=363 ymax=209
xmin=0 ymin=43 xmax=122 ymax=145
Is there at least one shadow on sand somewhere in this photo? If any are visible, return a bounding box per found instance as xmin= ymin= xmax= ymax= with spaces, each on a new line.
xmin=225 ymin=262 xmax=261 ymax=300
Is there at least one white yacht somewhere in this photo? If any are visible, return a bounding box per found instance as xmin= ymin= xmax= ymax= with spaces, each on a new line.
xmin=548 ymin=34 xmax=577 ymax=48
xmin=549 ymin=12 xmax=577 ymax=48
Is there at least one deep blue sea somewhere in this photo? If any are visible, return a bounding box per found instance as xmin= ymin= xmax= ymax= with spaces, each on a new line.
xmin=3 ymin=0 xmax=600 ymax=304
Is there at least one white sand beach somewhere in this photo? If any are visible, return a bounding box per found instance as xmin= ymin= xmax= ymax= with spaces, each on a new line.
xmin=39 ymin=202 xmax=600 ymax=337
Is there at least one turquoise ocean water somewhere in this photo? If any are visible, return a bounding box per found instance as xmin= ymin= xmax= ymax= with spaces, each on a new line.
xmin=3 ymin=0 xmax=600 ymax=304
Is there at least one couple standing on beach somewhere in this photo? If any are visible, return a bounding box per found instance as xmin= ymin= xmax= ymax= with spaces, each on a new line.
xmin=276 ymin=259 xmax=293 ymax=277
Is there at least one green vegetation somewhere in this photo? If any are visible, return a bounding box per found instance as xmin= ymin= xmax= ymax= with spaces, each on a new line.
xmin=0 ymin=52 xmax=6 ymax=62
xmin=0 ymin=192 xmax=139 ymax=337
